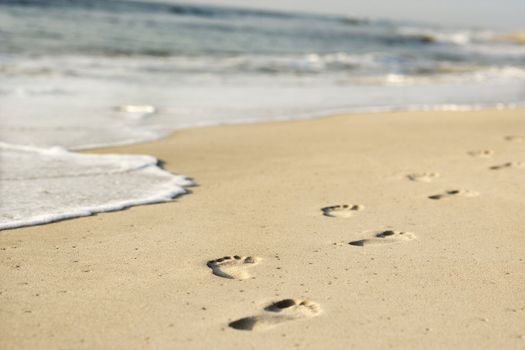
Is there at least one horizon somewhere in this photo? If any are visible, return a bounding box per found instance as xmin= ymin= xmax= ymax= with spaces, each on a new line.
xmin=129 ymin=0 xmax=525 ymax=31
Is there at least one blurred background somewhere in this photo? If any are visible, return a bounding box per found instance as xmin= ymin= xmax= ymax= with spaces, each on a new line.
xmin=180 ymin=0 xmax=525 ymax=30
xmin=2 ymin=0 xmax=525 ymax=150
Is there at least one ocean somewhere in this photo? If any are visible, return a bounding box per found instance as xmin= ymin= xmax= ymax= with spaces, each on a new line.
xmin=1 ymin=0 xmax=524 ymax=229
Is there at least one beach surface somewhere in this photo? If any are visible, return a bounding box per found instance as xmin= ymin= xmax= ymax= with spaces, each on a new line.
xmin=1 ymin=109 xmax=524 ymax=349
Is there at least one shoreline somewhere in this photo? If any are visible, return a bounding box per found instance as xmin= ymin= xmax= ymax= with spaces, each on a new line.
xmin=1 ymin=109 xmax=524 ymax=349
xmin=3 ymin=105 xmax=524 ymax=232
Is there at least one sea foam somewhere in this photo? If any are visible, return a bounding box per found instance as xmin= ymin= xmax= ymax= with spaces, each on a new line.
xmin=0 ymin=143 xmax=192 ymax=230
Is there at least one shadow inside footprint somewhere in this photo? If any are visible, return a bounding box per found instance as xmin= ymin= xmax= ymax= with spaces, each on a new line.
xmin=406 ymin=172 xmax=439 ymax=182
xmin=490 ymin=161 xmax=524 ymax=170
xmin=505 ymin=135 xmax=524 ymax=143
xmin=428 ymin=189 xmax=478 ymax=200
xmin=229 ymin=299 xmax=321 ymax=331
xmin=349 ymin=230 xmax=415 ymax=246
xmin=264 ymin=299 xmax=298 ymax=312
xmin=321 ymin=204 xmax=364 ymax=218
xmin=468 ymin=149 xmax=494 ymax=158
xmin=229 ymin=317 xmax=259 ymax=330
xmin=207 ymin=255 xmax=259 ymax=280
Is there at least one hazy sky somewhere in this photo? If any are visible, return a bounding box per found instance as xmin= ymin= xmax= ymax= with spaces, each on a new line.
xmin=179 ymin=0 xmax=525 ymax=30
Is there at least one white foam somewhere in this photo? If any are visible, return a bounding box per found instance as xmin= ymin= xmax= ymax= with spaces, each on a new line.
xmin=116 ymin=105 xmax=156 ymax=119
xmin=0 ymin=143 xmax=192 ymax=230
xmin=396 ymin=26 xmax=495 ymax=45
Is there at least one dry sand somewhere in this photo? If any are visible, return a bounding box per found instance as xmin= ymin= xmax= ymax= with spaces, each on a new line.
xmin=1 ymin=109 xmax=524 ymax=349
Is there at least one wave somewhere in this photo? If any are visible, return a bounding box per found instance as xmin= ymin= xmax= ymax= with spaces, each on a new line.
xmin=496 ymin=32 xmax=525 ymax=45
xmin=395 ymin=26 xmax=495 ymax=45
xmin=0 ymin=0 xmax=311 ymax=20
xmin=339 ymin=16 xmax=370 ymax=26
xmin=0 ymin=142 xmax=193 ymax=230
xmin=4 ymin=51 xmax=525 ymax=81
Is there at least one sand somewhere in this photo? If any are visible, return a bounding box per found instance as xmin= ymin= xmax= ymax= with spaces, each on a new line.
xmin=1 ymin=109 xmax=524 ymax=349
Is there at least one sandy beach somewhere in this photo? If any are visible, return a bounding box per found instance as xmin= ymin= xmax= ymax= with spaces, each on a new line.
xmin=1 ymin=109 xmax=524 ymax=349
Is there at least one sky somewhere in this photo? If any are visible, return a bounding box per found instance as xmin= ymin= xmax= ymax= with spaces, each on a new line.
xmin=175 ymin=0 xmax=525 ymax=30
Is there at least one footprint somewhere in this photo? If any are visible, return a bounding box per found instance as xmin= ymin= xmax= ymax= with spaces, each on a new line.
xmin=406 ymin=172 xmax=440 ymax=182
xmin=349 ymin=230 xmax=416 ymax=246
xmin=321 ymin=204 xmax=364 ymax=218
xmin=428 ymin=189 xmax=479 ymax=200
xmin=490 ymin=161 xmax=524 ymax=170
xmin=505 ymin=135 xmax=524 ymax=143
xmin=468 ymin=150 xmax=494 ymax=158
xmin=229 ymin=299 xmax=321 ymax=331
xmin=207 ymin=256 xmax=260 ymax=280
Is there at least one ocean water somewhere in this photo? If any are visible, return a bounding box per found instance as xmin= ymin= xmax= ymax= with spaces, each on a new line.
xmin=1 ymin=0 xmax=525 ymax=229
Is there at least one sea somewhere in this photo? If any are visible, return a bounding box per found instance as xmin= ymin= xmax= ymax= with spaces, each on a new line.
xmin=1 ymin=0 xmax=524 ymax=229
